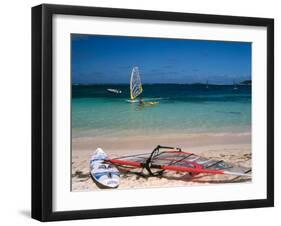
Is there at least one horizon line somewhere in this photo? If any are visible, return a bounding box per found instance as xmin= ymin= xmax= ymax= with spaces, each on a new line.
xmin=72 ymin=82 xmax=251 ymax=86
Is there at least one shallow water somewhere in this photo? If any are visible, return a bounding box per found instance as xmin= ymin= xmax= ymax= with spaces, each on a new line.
xmin=72 ymin=84 xmax=251 ymax=137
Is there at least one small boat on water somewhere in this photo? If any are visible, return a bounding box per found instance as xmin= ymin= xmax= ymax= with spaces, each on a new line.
xmin=107 ymin=88 xmax=122 ymax=94
xmin=233 ymin=80 xmax=238 ymax=90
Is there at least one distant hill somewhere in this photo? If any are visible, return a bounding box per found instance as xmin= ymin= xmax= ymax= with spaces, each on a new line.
xmin=240 ymin=80 xmax=252 ymax=85
xmin=192 ymin=82 xmax=206 ymax=85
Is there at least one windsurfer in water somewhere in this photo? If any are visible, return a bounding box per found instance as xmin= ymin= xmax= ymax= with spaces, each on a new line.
xmin=138 ymin=98 xmax=144 ymax=106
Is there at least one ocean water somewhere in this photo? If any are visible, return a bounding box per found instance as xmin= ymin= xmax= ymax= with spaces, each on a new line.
xmin=72 ymin=84 xmax=251 ymax=138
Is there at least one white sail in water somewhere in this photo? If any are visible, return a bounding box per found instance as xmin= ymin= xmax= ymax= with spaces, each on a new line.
xmin=130 ymin=66 xmax=143 ymax=100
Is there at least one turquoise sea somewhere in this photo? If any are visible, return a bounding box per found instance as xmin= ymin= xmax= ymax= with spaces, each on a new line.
xmin=72 ymin=84 xmax=251 ymax=138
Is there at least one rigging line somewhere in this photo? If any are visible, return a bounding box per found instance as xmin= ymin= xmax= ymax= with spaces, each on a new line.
xmin=205 ymin=160 xmax=224 ymax=169
xmin=204 ymin=160 xmax=233 ymax=170
xmin=158 ymin=145 xmax=182 ymax=151
xmin=244 ymin=169 xmax=252 ymax=174
xmin=151 ymin=146 xmax=183 ymax=162
xmin=111 ymin=152 xmax=152 ymax=160
xmin=229 ymin=169 xmax=252 ymax=182
xmin=164 ymin=154 xmax=194 ymax=166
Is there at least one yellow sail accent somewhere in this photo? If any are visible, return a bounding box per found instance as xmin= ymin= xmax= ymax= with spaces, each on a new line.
xmin=130 ymin=66 xmax=143 ymax=100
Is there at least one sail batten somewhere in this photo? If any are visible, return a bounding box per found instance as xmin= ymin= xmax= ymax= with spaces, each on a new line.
xmin=130 ymin=67 xmax=143 ymax=100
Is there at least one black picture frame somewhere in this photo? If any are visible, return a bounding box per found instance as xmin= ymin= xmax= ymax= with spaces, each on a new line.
xmin=32 ymin=4 xmax=274 ymax=222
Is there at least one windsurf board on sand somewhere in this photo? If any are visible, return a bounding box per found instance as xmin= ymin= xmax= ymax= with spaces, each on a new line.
xmin=90 ymin=148 xmax=120 ymax=188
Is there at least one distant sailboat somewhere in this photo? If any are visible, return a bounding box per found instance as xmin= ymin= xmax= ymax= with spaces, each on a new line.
xmin=233 ymin=81 xmax=238 ymax=90
xmin=206 ymin=80 xmax=209 ymax=89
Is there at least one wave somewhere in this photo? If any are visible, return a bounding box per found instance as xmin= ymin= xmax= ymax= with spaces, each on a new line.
xmin=216 ymin=111 xmax=242 ymax=115
xmin=125 ymin=97 xmax=166 ymax=103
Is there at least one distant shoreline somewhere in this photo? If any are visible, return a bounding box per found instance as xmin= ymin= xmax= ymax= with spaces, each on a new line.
xmin=73 ymin=82 xmax=252 ymax=86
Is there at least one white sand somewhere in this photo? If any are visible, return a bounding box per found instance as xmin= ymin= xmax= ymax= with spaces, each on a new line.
xmin=72 ymin=132 xmax=251 ymax=191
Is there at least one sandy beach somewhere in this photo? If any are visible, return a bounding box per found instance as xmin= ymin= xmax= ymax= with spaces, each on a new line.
xmin=71 ymin=132 xmax=251 ymax=191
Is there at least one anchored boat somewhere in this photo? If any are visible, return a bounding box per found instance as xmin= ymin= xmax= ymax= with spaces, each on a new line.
xmin=107 ymin=88 xmax=122 ymax=94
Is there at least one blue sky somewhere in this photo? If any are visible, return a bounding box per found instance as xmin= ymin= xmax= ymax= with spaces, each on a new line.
xmin=71 ymin=34 xmax=251 ymax=84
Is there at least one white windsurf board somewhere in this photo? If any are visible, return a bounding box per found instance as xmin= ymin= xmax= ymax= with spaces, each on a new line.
xmin=90 ymin=148 xmax=120 ymax=188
